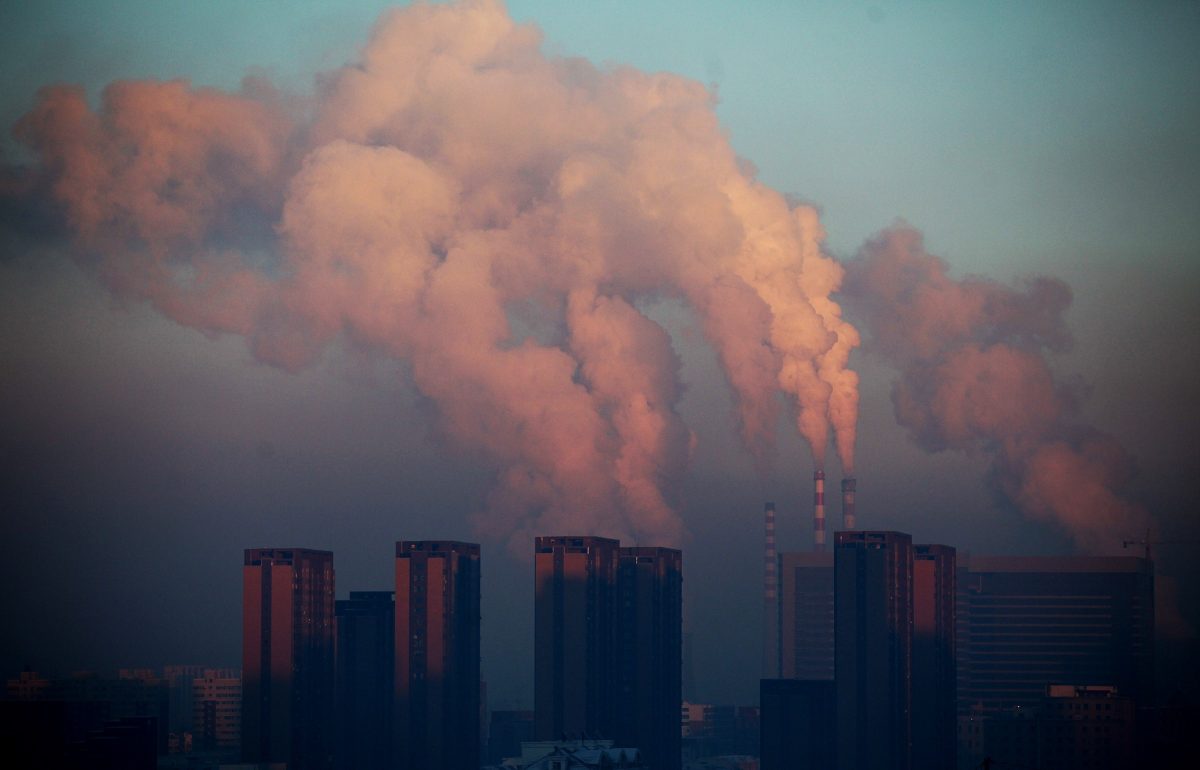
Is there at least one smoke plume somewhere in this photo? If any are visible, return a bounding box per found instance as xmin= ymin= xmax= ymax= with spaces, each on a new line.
xmin=845 ymin=225 xmax=1148 ymax=551
xmin=7 ymin=0 xmax=858 ymax=551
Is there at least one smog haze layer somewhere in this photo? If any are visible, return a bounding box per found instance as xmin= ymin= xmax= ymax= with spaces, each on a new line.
xmin=1 ymin=0 xmax=1197 ymax=705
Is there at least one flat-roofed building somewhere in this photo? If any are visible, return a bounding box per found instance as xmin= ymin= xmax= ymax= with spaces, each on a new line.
xmin=835 ymin=530 xmax=914 ymax=770
xmin=242 ymin=547 xmax=335 ymax=769
xmin=956 ymin=555 xmax=1154 ymax=715
xmin=534 ymin=536 xmax=621 ymax=741
xmin=779 ymin=551 xmax=834 ymax=680
xmin=394 ymin=541 xmax=480 ymax=770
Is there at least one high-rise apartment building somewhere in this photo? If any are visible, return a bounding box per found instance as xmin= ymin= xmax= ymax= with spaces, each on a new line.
xmin=242 ymin=548 xmax=334 ymax=769
xmin=956 ymin=555 xmax=1154 ymax=715
xmin=835 ymin=530 xmax=913 ymax=770
xmin=534 ymin=536 xmax=621 ymax=741
xmin=394 ymin=541 xmax=481 ymax=770
xmin=335 ymin=591 xmax=394 ymax=770
xmin=534 ymin=536 xmax=682 ymax=769
xmin=911 ymin=544 xmax=956 ymax=770
xmin=779 ymin=551 xmax=834 ymax=680
xmin=616 ymin=546 xmax=682 ymax=770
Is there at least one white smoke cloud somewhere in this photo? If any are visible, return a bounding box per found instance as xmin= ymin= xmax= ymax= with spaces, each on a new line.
xmin=9 ymin=0 xmax=859 ymax=552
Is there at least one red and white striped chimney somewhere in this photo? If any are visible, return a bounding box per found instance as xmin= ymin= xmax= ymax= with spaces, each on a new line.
xmin=813 ymin=470 xmax=826 ymax=551
xmin=841 ymin=476 xmax=857 ymax=530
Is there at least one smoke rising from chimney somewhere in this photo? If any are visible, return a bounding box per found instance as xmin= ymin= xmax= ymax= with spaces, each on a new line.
xmin=844 ymin=226 xmax=1149 ymax=551
xmin=6 ymin=0 xmax=860 ymax=551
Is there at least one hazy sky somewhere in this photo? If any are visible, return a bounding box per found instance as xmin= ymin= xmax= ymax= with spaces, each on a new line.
xmin=1 ymin=1 xmax=1197 ymax=706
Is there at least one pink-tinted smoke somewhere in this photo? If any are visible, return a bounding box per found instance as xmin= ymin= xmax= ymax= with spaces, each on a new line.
xmin=845 ymin=225 xmax=1149 ymax=552
xmin=8 ymin=0 xmax=859 ymax=551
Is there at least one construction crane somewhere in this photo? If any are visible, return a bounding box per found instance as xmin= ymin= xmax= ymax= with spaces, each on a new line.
xmin=1121 ymin=530 xmax=1200 ymax=561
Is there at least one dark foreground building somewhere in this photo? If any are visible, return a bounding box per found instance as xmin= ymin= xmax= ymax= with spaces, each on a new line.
xmin=912 ymin=544 xmax=956 ymax=770
xmin=242 ymin=548 xmax=335 ymax=769
xmin=394 ymin=540 xmax=481 ymax=770
xmin=334 ymin=590 xmax=394 ymax=770
xmin=760 ymin=679 xmax=835 ymax=770
xmin=616 ymin=546 xmax=683 ymax=770
xmin=835 ymin=530 xmax=914 ymax=770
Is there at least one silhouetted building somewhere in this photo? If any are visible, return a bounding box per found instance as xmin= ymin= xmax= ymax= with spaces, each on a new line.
xmin=192 ymin=670 xmax=240 ymax=751
xmin=162 ymin=665 xmax=205 ymax=734
xmin=760 ymin=679 xmax=835 ymax=770
xmin=680 ymin=701 xmax=758 ymax=760
xmin=488 ymin=710 xmax=535 ymax=764
xmin=956 ymin=556 xmax=1154 ymax=715
xmin=960 ymin=684 xmax=1135 ymax=770
xmin=779 ymin=551 xmax=834 ymax=680
xmin=616 ymin=546 xmax=682 ymax=770
xmin=912 ymin=544 xmax=956 ymax=770
xmin=67 ymin=716 xmax=157 ymax=770
xmin=515 ymin=738 xmax=646 ymax=769
xmin=242 ymin=547 xmax=335 ymax=769
xmin=835 ymin=530 xmax=913 ymax=770
xmin=0 ymin=671 xmax=171 ymax=764
xmin=333 ymin=590 xmax=393 ymax=770
xmin=534 ymin=536 xmax=621 ymax=740
xmin=394 ymin=541 xmax=480 ymax=770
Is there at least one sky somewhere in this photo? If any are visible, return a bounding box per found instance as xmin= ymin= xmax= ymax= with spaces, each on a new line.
xmin=1 ymin=0 xmax=1197 ymax=707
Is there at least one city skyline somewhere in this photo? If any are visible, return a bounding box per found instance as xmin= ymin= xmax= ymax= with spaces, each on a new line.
xmin=1 ymin=0 xmax=1197 ymax=710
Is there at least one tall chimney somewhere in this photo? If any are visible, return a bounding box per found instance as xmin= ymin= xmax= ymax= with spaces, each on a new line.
xmin=842 ymin=476 xmax=857 ymax=530
xmin=763 ymin=501 xmax=779 ymax=677
xmin=813 ymin=470 xmax=826 ymax=552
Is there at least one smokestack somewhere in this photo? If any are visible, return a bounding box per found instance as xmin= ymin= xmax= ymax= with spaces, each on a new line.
xmin=842 ymin=477 xmax=857 ymax=530
xmin=763 ymin=501 xmax=779 ymax=677
xmin=813 ymin=470 xmax=826 ymax=552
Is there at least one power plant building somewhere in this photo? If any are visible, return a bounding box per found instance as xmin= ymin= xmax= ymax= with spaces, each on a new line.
xmin=956 ymin=555 xmax=1154 ymax=714
xmin=778 ymin=551 xmax=834 ymax=680
xmin=242 ymin=548 xmax=335 ymax=769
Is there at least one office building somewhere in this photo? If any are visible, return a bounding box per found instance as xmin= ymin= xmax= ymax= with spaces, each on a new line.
xmin=779 ymin=551 xmax=834 ymax=680
xmin=956 ymin=555 xmax=1154 ymax=715
xmin=616 ymin=546 xmax=682 ymax=770
xmin=534 ymin=536 xmax=621 ymax=741
xmin=394 ymin=541 xmax=481 ymax=770
xmin=242 ymin=547 xmax=335 ymax=769
xmin=911 ymin=544 xmax=955 ymax=770
xmin=335 ymin=591 xmax=394 ymax=770
xmin=760 ymin=679 xmax=835 ymax=770
xmin=835 ymin=530 xmax=913 ymax=770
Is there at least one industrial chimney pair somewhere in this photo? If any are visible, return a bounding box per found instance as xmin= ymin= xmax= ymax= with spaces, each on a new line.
xmin=810 ymin=471 xmax=856 ymax=551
